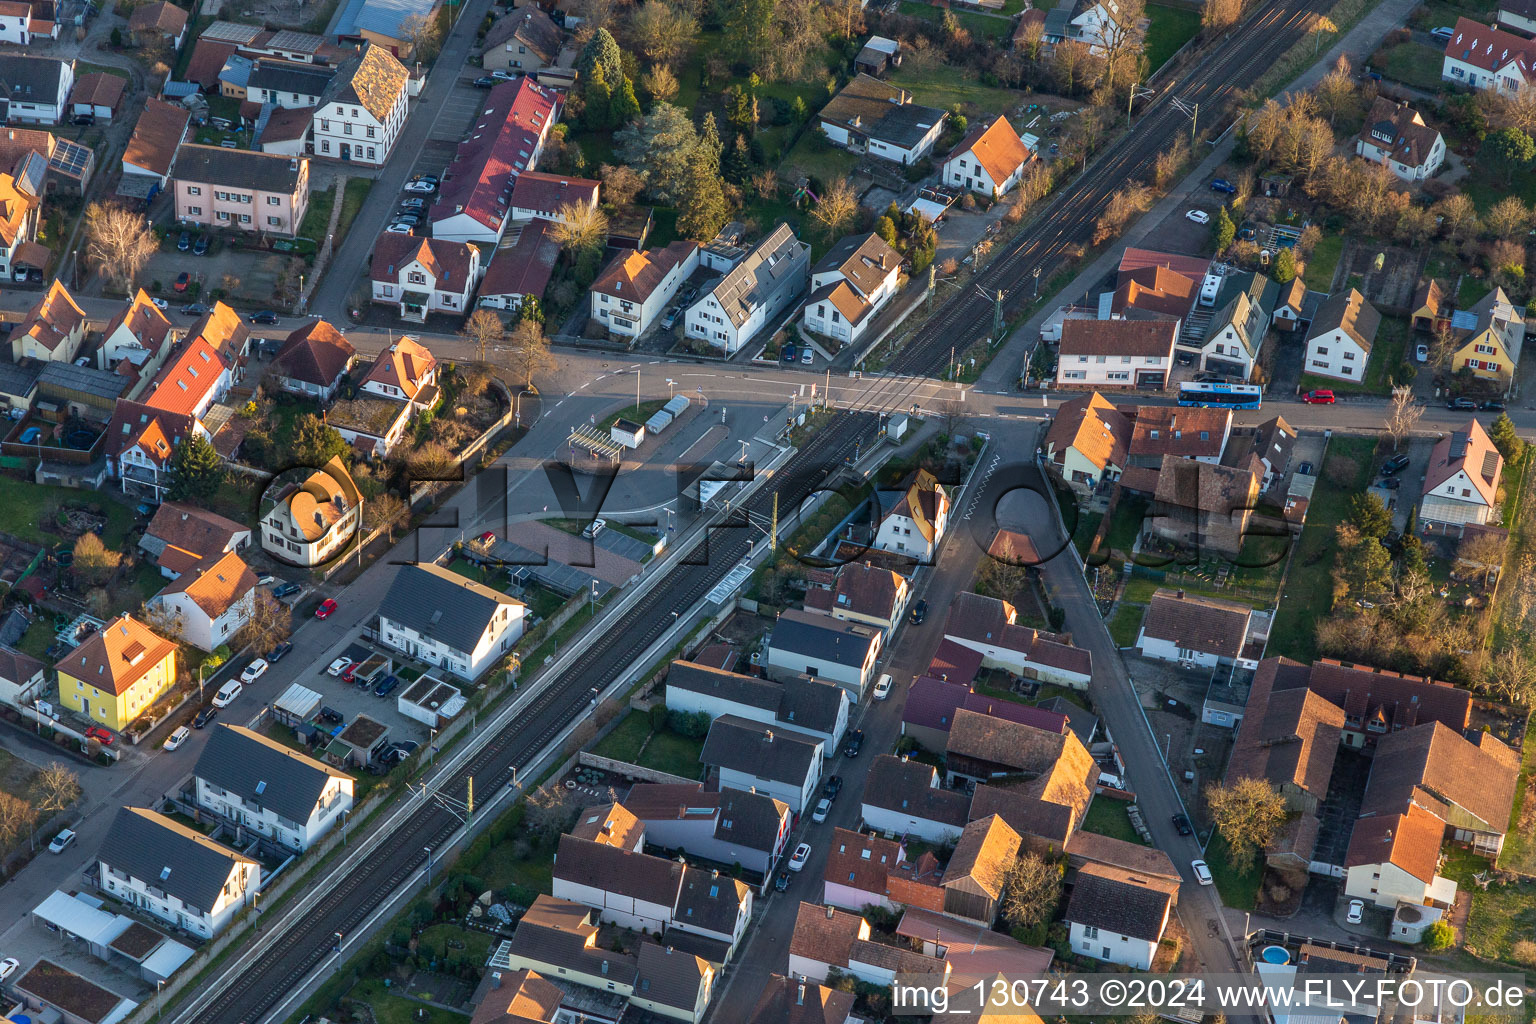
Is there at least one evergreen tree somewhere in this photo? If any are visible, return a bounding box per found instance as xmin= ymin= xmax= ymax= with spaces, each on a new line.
xmin=875 ymin=215 xmax=898 ymax=247
xmin=168 ymin=433 xmax=224 ymax=502
xmin=1490 ymin=411 xmax=1523 ymax=462
xmin=609 ymin=75 xmax=641 ymax=126
xmin=584 ymin=63 xmax=613 ymax=131
xmin=1272 ymin=247 xmax=1296 ymax=283
xmin=677 ymin=149 xmax=730 ymax=240
xmin=698 ymin=113 xmax=722 ymax=176
xmin=723 ymin=132 xmax=754 ymax=183
xmin=577 ymin=28 xmax=623 ymax=87
xmin=1214 ymin=206 xmax=1236 ymax=251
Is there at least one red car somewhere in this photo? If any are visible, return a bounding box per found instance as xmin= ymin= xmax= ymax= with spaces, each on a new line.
xmin=341 ymin=662 xmax=358 ymax=683
xmin=173 ymin=271 xmax=190 ymax=293
xmin=479 ymin=531 xmax=496 ymax=543
xmin=315 ymin=598 xmax=338 ymax=619
xmin=1301 ymin=389 xmax=1336 ymax=404
xmin=84 ymin=726 xmax=113 ymax=745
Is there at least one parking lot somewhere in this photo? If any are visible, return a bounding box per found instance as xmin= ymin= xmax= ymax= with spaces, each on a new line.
xmin=407 ymin=72 xmax=497 ymax=182
xmin=268 ymin=634 xmax=440 ymax=754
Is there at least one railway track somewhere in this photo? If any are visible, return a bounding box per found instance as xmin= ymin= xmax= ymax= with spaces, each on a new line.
xmin=181 ymin=4 xmax=1339 ymax=1019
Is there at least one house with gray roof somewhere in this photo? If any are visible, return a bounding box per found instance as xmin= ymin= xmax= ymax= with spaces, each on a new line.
xmin=700 ymin=714 xmax=823 ymax=814
xmin=815 ymin=73 xmax=946 ymax=166
xmin=0 ymin=55 xmax=74 ymax=125
xmin=193 ymin=724 xmax=354 ymax=852
xmin=682 ymin=222 xmax=809 ymax=354
xmin=763 ymin=607 xmax=882 ymax=701
xmin=377 ymin=562 xmax=526 ymax=680
xmin=95 ymin=806 xmax=260 ymax=939
xmin=664 ymin=659 xmax=850 ymax=753
xmin=623 ymin=782 xmax=791 ymax=876
xmin=632 ymin=941 xmax=715 ymax=1024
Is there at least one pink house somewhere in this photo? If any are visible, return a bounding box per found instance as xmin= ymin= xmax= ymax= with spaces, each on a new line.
xmin=172 ymin=145 xmax=309 ymax=237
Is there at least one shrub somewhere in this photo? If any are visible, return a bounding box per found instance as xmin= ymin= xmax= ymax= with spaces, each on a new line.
xmin=1510 ymin=939 xmax=1536 ymax=966
xmin=1421 ymin=920 xmax=1455 ymax=951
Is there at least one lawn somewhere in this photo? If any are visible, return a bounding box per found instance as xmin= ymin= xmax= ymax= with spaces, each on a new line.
xmin=1081 ymin=798 xmax=1146 ymax=845
xmin=1373 ymin=41 xmax=1446 ymax=92
xmin=896 ymin=1 xmax=1015 ymax=39
xmin=1440 ymin=847 xmax=1536 ymax=963
xmin=637 ymin=729 xmax=705 ymax=780
xmin=297 ymin=185 xmax=334 ymax=244
xmin=1302 ymin=233 xmax=1344 ymax=291
xmin=593 ymin=711 xmax=650 ymax=763
xmin=1145 ymin=3 xmax=1202 ymax=71
xmin=1205 ymin=832 xmax=1262 ymax=910
xmin=1265 ymin=435 xmax=1377 ymax=661
xmin=416 ymin=923 xmax=496 ymax=966
xmin=336 ymin=178 xmax=373 ymax=243
xmin=351 ymin=979 xmax=469 ymax=1024
xmin=1298 ymin=316 xmax=1414 ymax=396
xmin=0 ymin=483 xmax=133 ymax=548
xmin=777 ymin=133 xmax=861 ymax=187
xmin=1106 ymin=602 xmax=1145 ymax=647
xmin=1073 ymin=511 xmax=1104 ymax=559
xmin=597 ymin=399 xmax=667 ymax=433
xmin=886 ymin=63 xmax=1025 ymax=117
xmin=1104 ymin=494 xmax=1149 ymax=556
xmin=1120 ymin=573 xmax=1274 ymax=609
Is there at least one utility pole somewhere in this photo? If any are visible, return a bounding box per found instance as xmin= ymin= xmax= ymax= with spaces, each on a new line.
xmin=771 ymin=492 xmax=778 ymax=551
xmin=467 ymin=776 xmax=474 ymax=823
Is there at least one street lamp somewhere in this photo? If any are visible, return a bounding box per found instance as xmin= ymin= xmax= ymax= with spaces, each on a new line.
xmin=333 ymin=931 xmax=343 ymax=952
xmin=252 ymin=889 xmax=261 ymax=933
xmin=1033 ymin=266 xmax=1041 ymax=299
xmin=342 ymin=808 xmax=351 ymax=847
xmin=666 ymin=377 xmax=675 ymax=399
xmin=423 ymin=847 xmax=433 ymax=885
xmin=155 ymin=980 xmax=165 ymax=1021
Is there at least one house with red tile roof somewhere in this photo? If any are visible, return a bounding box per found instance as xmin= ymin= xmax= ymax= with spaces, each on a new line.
xmin=0 ymin=1 xmax=58 ymax=44
xmin=69 ymin=71 xmax=126 ymax=122
xmin=1355 ymin=98 xmax=1445 ymax=182
xmin=1136 ymin=588 xmax=1253 ymax=669
xmin=146 ymin=549 xmax=259 ymax=651
xmin=942 ymin=592 xmax=1092 ymax=686
xmin=128 ymin=1 xmax=187 ymax=47
xmin=801 ymin=232 xmax=902 ymax=347
xmin=941 ymin=114 xmax=1035 ymax=197
xmin=359 ymin=335 xmax=437 ymax=404
xmin=820 ymin=827 xmax=944 ymax=914
xmin=1420 ymin=417 xmax=1503 ymax=534
xmin=106 ymin=399 xmax=203 ymax=502
xmin=140 ymin=502 xmax=252 ymax=579
xmin=587 ymin=240 xmax=700 ymax=338
xmin=371 ymin=233 xmax=484 ymax=322
xmin=1343 ymin=803 xmax=1457 ymax=911
xmin=901 ymin=676 xmax=1069 ymax=753
xmin=1045 ymin=392 xmax=1131 ymax=492
xmin=431 ymin=76 xmax=560 ymax=245
xmin=1441 ymin=16 xmax=1536 ymax=94
xmin=143 ymin=335 xmax=232 ymax=420
xmin=99 ymin=291 xmax=180 ymax=389
xmin=0 ymin=167 xmax=42 ymax=286
xmin=122 ymin=97 xmax=189 ymax=186
xmin=822 ymin=560 xmax=910 ymax=635
xmin=479 ymin=218 xmax=562 ymax=313
xmin=11 ymin=279 xmax=84 ymax=363
xmin=874 ymin=468 xmax=948 ymax=562
xmin=1056 ymin=319 xmax=1177 ymax=390
xmin=273 ymin=319 xmax=355 ymax=402
xmin=507 ymin=170 xmax=599 ymax=225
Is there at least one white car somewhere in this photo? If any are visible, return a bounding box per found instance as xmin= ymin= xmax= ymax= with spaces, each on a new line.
xmin=873 ymin=673 xmax=893 ymax=700
xmin=240 ymin=658 xmax=269 ymax=683
xmin=1415 ymin=342 xmax=1429 ymax=362
xmin=1185 ymin=210 xmax=1211 ymax=224
xmin=403 ymin=180 xmax=436 ymax=195
xmin=327 ymin=657 xmax=353 ymax=676
xmin=788 ymin=843 xmax=811 ymax=871
xmin=150 ymin=297 xmax=169 ymax=311
xmin=1346 ymin=898 xmax=1365 ymax=924
xmin=812 ymin=798 xmax=831 ymax=823
xmin=0 ymin=957 xmax=18 ymax=981
xmin=48 ymin=829 xmax=76 ymax=854
xmin=257 ymin=574 xmax=276 ymax=586
xmin=163 ymin=725 xmax=190 ymax=751
xmin=490 ymin=69 xmax=516 ymax=80
xmin=385 ymin=224 xmax=414 ymax=234
xmin=1191 ymin=859 xmax=1213 ymax=885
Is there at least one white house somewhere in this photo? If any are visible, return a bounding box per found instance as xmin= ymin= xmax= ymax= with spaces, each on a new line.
xmin=0 ymin=55 xmax=73 ymax=124
xmin=1355 ymin=98 xmax=1445 ymax=182
xmin=699 ymin=714 xmax=823 ymax=814
xmin=377 ymin=562 xmax=525 ymax=681
xmin=1499 ymin=0 xmax=1536 ymax=35
xmin=788 ymin=903 xmax=870 ymax=984
xmin=816 ymin=74 xmax=946 ymax=165
xmin=106 ymin=400 xmax=203 ymax=503
xmin=0 ymin=642 xmax=46 ymax=709
xmin=684 ymin=223 xmax=810 ymax=354
xmin=550 ymin=833 xmax=684 ymax=934
xmin=122 ymin=98 xmax=189 ymax=187
xmin=859 ymin=754 xmax=970 ymax=844
xmin=1442 ymin=16 xmax=1535 ymax=94
xmin=97 ymin=807 xmax=260 ymax=939
xmin=1343 ymin=807 xmax=1458 ymax=910
xmin=259 ymin=456 xmax=363 ymax=568
xmin=193 ymin=725 xmax=354 ymax=852
xmin=309 ymin=44 xmax=409 ymax=166
xmin=1067 ymin=0 xmax=1138 ymax=54
xmin=1420 ymin=418 xmax=1503 ymax=532
xmin=142 ymin=334 xmax=234 ymax=422
xmin=623 ymin=783 xmax=790 ymax=876
xmin=98 ymin=290 xmax=180 ymax=381
xmin=478 ymin=218 xmax=561 ymax=312
xmin=664 ymin=659 xmax=850 ymax=753
xmin=943 ymin=592 xmax=1094 ymax=687
xmin=762 ymin=608 xmax=881 ymax=703
xmin=507 ymin=170 xmax=599 ymax=225
xmin=1057 ymin=319 xmax=1177 ymax=389
xmin=1136 ymin=588 xmax=1252 ymax=669
xmin=873 ymin=468 xmax=949 ymax=562
xmin=942 ymin=115 xmax=1034 ymax=197
xmin=145 ymin=551 xmax=258 ymax=652
xmin=371 ymin=233 xmax=483 ymax=323
xmin=1065 ymin=863 xmax=1177 ymax=970
xmin=1304 ymin=288 xmax=1379 ymax=383
xmin=589 ymin=241 xmax=700 ymax=339
xmin=801 ymin=232 xmax=902 ymax=347
xmin=1192 ymin=272 xmax=1273 ymax=380
xmin=1044 ymin=392 xmax=1132 ymax=492
xmin=357 ymin=335 xmax=437 ymax=404
xmin=0 ymin=2 xmax=47 ymax=44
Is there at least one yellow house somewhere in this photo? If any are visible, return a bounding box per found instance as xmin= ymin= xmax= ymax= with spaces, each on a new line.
xmin=56 ymin=614 xmax=178 ymax=732
xmin=1450 ymin=286 xmax=1524 ymax=384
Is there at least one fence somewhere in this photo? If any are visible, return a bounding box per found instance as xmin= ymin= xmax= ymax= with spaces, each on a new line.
xmin=575 ymin=752 xmax=696 ymax=786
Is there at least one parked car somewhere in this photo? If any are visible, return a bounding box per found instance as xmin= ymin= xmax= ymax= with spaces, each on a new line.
xmin=399 ymin=197 xmax=427 ymax=211
xmin=801 ymin=348 xmax=814 ymax=365
xmin=403 ymin=180 xmax=436 ymax=194
xmin=0 ymin=957 xmax=21 ymax=981
xmin=193 ymin=705 xmax=219 ymax=728
xmin=71 ymin=114 xmax=95 ymax=126
xmin=274 ymin=581 xmax=302 ymax=598
xmin=661 ymin=307 xmax=681 ymax=329
xmin=843 ymin=730 xmax=864 ymax=757
xmin=240 ymin=658 xmax=269 ymax=683
xmin=211 ymin=680 xmax=243 ymax=707
xmin=873 ymin=673 xmax=893 ymax=700
xmin=181 ymin=303 xmax=211 ymax=316
xmin=1415 ymin=342 xmax=1429 ymax=362
xmin=173 ymin=271 xmax=190 ymax=292
xmin=1210 ymin=179 xmax=1237 ymax=193
xmin=473 ymin=76 xmax=497 ymax=87
xmin=1172 ymin=813 xmax=1192 ymax=836
xmin=490 ymin=69 xmax=516 ymax=80
xmin=47 ymin=829 xmax=76 ymax=854
xmin=1381 ymin=453 xmax=1411 ymax=475
xmin=1430 ymin=25 xmax=1454 ymax=41
xmin=84 ymin=725 xmax=114 ymax=745
xmin=411 ymin=174 xmax=440 ymax=186
xmin=910 ymin=599 xmax=928 ymax=624
xmin=327 ymin=657 xmax=353 ymax=676
xmin=150 ymin=297 xmax=169 ymax=311
xmin=374 ymin=674 xmax=400 ymax=697
xmin=249 ymin=310 xmax=280 ymax=325
xmin=1482 ymin=399 xmax=1506 ymax=411
xmin=315 ymin=598 xmax=338 ymax=619
xmin=1447 ymin=397 xmax=1477 ymax=410
xmin=1301 ymin=389 xmax=1336 ymax=404
xmin=164 ymin=725 xmax=190 ymax=751
xmin=812 ymin=797 xmax=831 ymax=823
xmin=823 ymin=775 xmax=843 ymax=799
xmin=1297 ymin=461 xmax=1314 ymax=475
xmin=384 ymin=224 xmax=414 ymax=235
xmin=341 ymin=662 xmax=359 ymax=683
xmin=774 ymin=871 xmax=790 ymax=892
xmin=267 ymin=642 xmax=293 ymax=664
xmin=1185 ymin=210 xmax=1210 ymax=224
xmin=788 ymin=843 xmax=811 ymax=871
xmin=1379 ymin=477 xmax=1401 ymax=490
xmin=177 ymin=231 xmax=191 ymax=251
xmin=1191 ymin=859 xmax=1213 ymax=885
xmin=1347 ymin=898 xmax=1365 ymax=924
xmin=193 ymin=235 xmax=208 ymax=256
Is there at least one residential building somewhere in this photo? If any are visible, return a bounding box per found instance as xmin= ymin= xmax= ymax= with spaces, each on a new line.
xmin=430 ymin=76 xmax=560 ymax=245
xmin=801 ymin=232 xmax=902 ymax=347
xmin=0 ymin=126 xmax=95 ymax=193
xmin=1227 ymin=415 xmax=1297 ymax=492
xmin=1272 ymin=278 xmax=1307 ymax=331
xmin=1411 ymin=279 xmax=1450 ymax=334
xmin=665 ymin=660 xmax=849 ymax=752
xmin=173 ymin=145 xmax=309 ymax=236
xmin=1361 ymin=720 xmax=1519 ymax=855
xmin=0 ymin=640 xmax=45 ymax=707
xmin=853 ymin=35 xmax=902 ymax=76
xmin=1343 ymin=804 xmax=1457 ymax=910
xmin=122 ymin=98 xmax=189 ymax=186
xmin=479 ymin=219 xmax=562 ymax=312
xmin=127 ymin=1 xmax=187 ymax=46
xmin=938 ymin=814 xmax=1022 ymax=925
xmin=1305 ymin=288 xmax=1380 ymax=382
xmin=479 ymin=6 xmax=563 ymax=74
xmin=787 ymin=902 xmax=869 ymax=984
xmin=1499 ymin=0 xmax=1536 ymax=34
xmin=1449 ymin=285 xmax=1524 ymax=384
xmin=378 ymin=562 xmax=526 ymax=680
xmin=821 ymin=560 xmax=910 ymax=635
xmin=146 ymin=550 xmax=258 ymax=652
xmin=98 ymin=290 xmax=180 ymax=384
xmin=259 ymin=455 xmax=363 ymax=567
xmin=335 ymin=0 xmax=442 ymax=57
xmin=55 ymin=614 xmax=176 ymax=732
xmin=1045 ymin=392 xmax=1131 ymax=492
xmin=631 ymin=943 xmax=715 ymax=1023
xmin=1126 ymin=405 xmax=1231 ymax=466
xmin=1355 ymin=98 xmax=1445 ymax=181
xmin=244 ymin=58 xmax=332 ymax=108
xmin=0 ymin=165 xmax=40 ymax=283
xmin=141 ymin=334 xmax=234 ymax=422
xmin=358 ymin=335 xmax=437 ymax=404
xmin=747 ymin=974 xmax=856 ymax=1024
xmin=1065 ymin=863 xmax=1178 ymax=969
xmin=106 ymin=400 xmax=201 ymax=502
xmin=0 ymin=55 xmax=73 ymax=124
xmin=901 ymin=676 xmax=1069 ymax=755
xmin=816 ymin=74 xmax=946 ymax=165
xmin=820 ymin=826 xmax=942 ymax=914
xmin=1441 ymin=16 xmax=1535 ymax=93
xmin=1108 ymin=264 xmax=1197 ymax=325
xmin=309 ymin=44 xmax=410 ymax=166
xmin=272 ymin=318 xmax=355 ymax=401
xmin=684 ymin=222 xmax=810 ymax=354
xmin=11 ymin=279 xmax=85 ymax=362
xmin=193 ymin=724 xmax=353 ymax=851
xmin=1056 ymin=319 xmax=1176 ymax=389
xmin=623 ymin=782 xmax=791 ymax=875
xmin=859 ymin=754 xmax=970 ymax=842
xmin=507 ymin=170 xmax=600 ymax=224
xmin=942 ymin=592 xmax=1093 ymax=687
xmin=873 ymin=468 xmax=949 ymax=561
xmin=699 ymin=714 xmax=823 ymax=813
xmin=763 ymin=608 xmax=881 ymax=701
xmin=942 ymin=707 xmax=1097 ymax=795
xmin=468 ymin=968 xmax=561 ymax=1024
xmin=941 ymin=114 xmax=1034 ymax=197
xmin=1136 ymin=588 xmax=1253 ymax=668
xmin=1194 ymin=272 xmax=1275 ymax=380
xmin=1067 ymin=0 xmax=1137 ymax=53
xmin=96 ymin=806 xmax=260 ymax=939
xmin=589 ymin=240 xmax=700 ymax=338
xmin=371 ymin=233 xmax=484 ymax=322
xmin=139 ymin=502 xmax=251 ymax=578
xmin=1151 ymin=458 xmax=1261 ymax=556
xmin=497 ymin=895 xmax=640 ymax=1002
xmin=0 ymin=1 xmax=55 ymax=45
xmin=1420 ymin=418 xmax=1503 ymax=533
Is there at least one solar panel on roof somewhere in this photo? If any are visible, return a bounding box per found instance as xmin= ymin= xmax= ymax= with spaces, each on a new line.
xmin=1450 ymin=310 xmax=1479 ymax=331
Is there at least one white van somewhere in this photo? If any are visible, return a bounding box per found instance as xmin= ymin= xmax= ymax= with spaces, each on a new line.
xmin=211 ymin=680 xmax=243 ymax=708
xmin=873 ymin=674 xmax=893 ymax=700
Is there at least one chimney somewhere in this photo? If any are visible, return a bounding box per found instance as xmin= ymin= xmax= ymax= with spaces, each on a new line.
xmin=491 ymin=972 xmax=502 ymax=988
xmin=764 ymin=729 xmax=773 ymax=743
xmin=1176 ymin=589 xmax=1185 ymax=599
xmin=711 ymin=868 xmax=719 ymax=879
xmin=825 ymin=906 xmax=834 ymax=920
xmin=797 ymin=983 xmax=806 ymax=1006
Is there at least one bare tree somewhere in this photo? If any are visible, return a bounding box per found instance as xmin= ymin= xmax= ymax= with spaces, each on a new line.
xmin=1427 ymin=322 xmax=1459 ymax=370
xmin=809 ymin=177 xmax=858 ymax=237
xmin=1205 ymin=777 xmax=1287 ymax=867
xmin=508 ymin=318 xmax=557 ymax=387
xmin=1000 ymin=853 xmax=1063 ymax=930
xmin=1484 ymin=196 xmax=1531 ymax=241
xmin=1384 ymin=385 xmax=1422 ymax=451
xmin=1093 ymin=183 xmax=1153 ymax=244
xmin=140 ymin=600 xmax=185 ymax=641
xmin=85 ymin=203 xmax=158 ymax=295
xmin=1201 ymin=0 xmax=1242 ymax=32
xmin=73 ymin=532 xmax=120 ymax=586
xmin=233 ymin=591 xmax=293 ymax=657
xmin=1314 ymin=56 xmax=1358 ymax=125
xmin=33 ymin=762 xmax=81 ymax=814
xmin=641 ymin=64 xmax=679 ymax=103
xmin=0 ymin=791 xmax=36 ymax=849
xmin=525 ymin=784 xmax=577 ymax=838
xmin=398 ymin=12 xmax=443 ymax=59
xmin=1458 ymin=529 xmax=1507 ymax=586
xmin=599 ymin=163 xmax=646 ymax=208
xmin=460 ymin=308 xmax=505 ymax=363
xmin=628 ymin=0 xmax=697 ymax=66
xmin=364 ymin=492 xmax=409 ymax=543
xmin=1484 ymin=646 xmax=1536 ymax=706
xmin=551 ymin=202 xmax=610 ymax=255
xmin=407 ymin=441 xmax=457 ymax=480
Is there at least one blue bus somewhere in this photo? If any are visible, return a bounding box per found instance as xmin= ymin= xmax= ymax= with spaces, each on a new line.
xmin=1177 ymin=382 xmax=1263 ymax=409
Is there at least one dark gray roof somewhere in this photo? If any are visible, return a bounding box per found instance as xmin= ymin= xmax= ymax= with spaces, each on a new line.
xmin=700 ymin=714 xmax=820 ymax=784
xmin=868 ymin=102 xmax=946 ymax=149
xmin=703 ymin=222 xmax=809 ymax=329
xmin=767 ymin=609 xmax=878 ymax=669
xmin=553 ymin=833 xmax=684 ymax=907
xmin=37 ymin=361 xmax=130 ymax=402
xmin=634 ymin=942 xmax=710 ymax=1012
xmin=378 ymin=562 xmax=523 ymax=656
xmin=778 ymin=677 xmax=845 ymax=733
xmin=0 ymin=55 xmax=71 ymax=108
xmin=862 ymin=754 xmax=970 ymax=826
xmin=0 ymin=358 xmax=41 ymax=398
xmin=667 ymin=660 xmax=845 ymax=734
xmin=247 ymin=59 xmax=334 ymax=97
xmin=672 ymin=866 xmax=747 ymax=936
xmin=175 ymin=144 xmax=304 ymax=193
xmin=1065 ymin=864 xmax=1175 ymax=942
xmin=98 ymin=807 xmax=256 ymax=913
xmin=194 ymin=724 xmax=350 ymax=826
xmin=714 ymin=787 xmax=789 ymax=852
